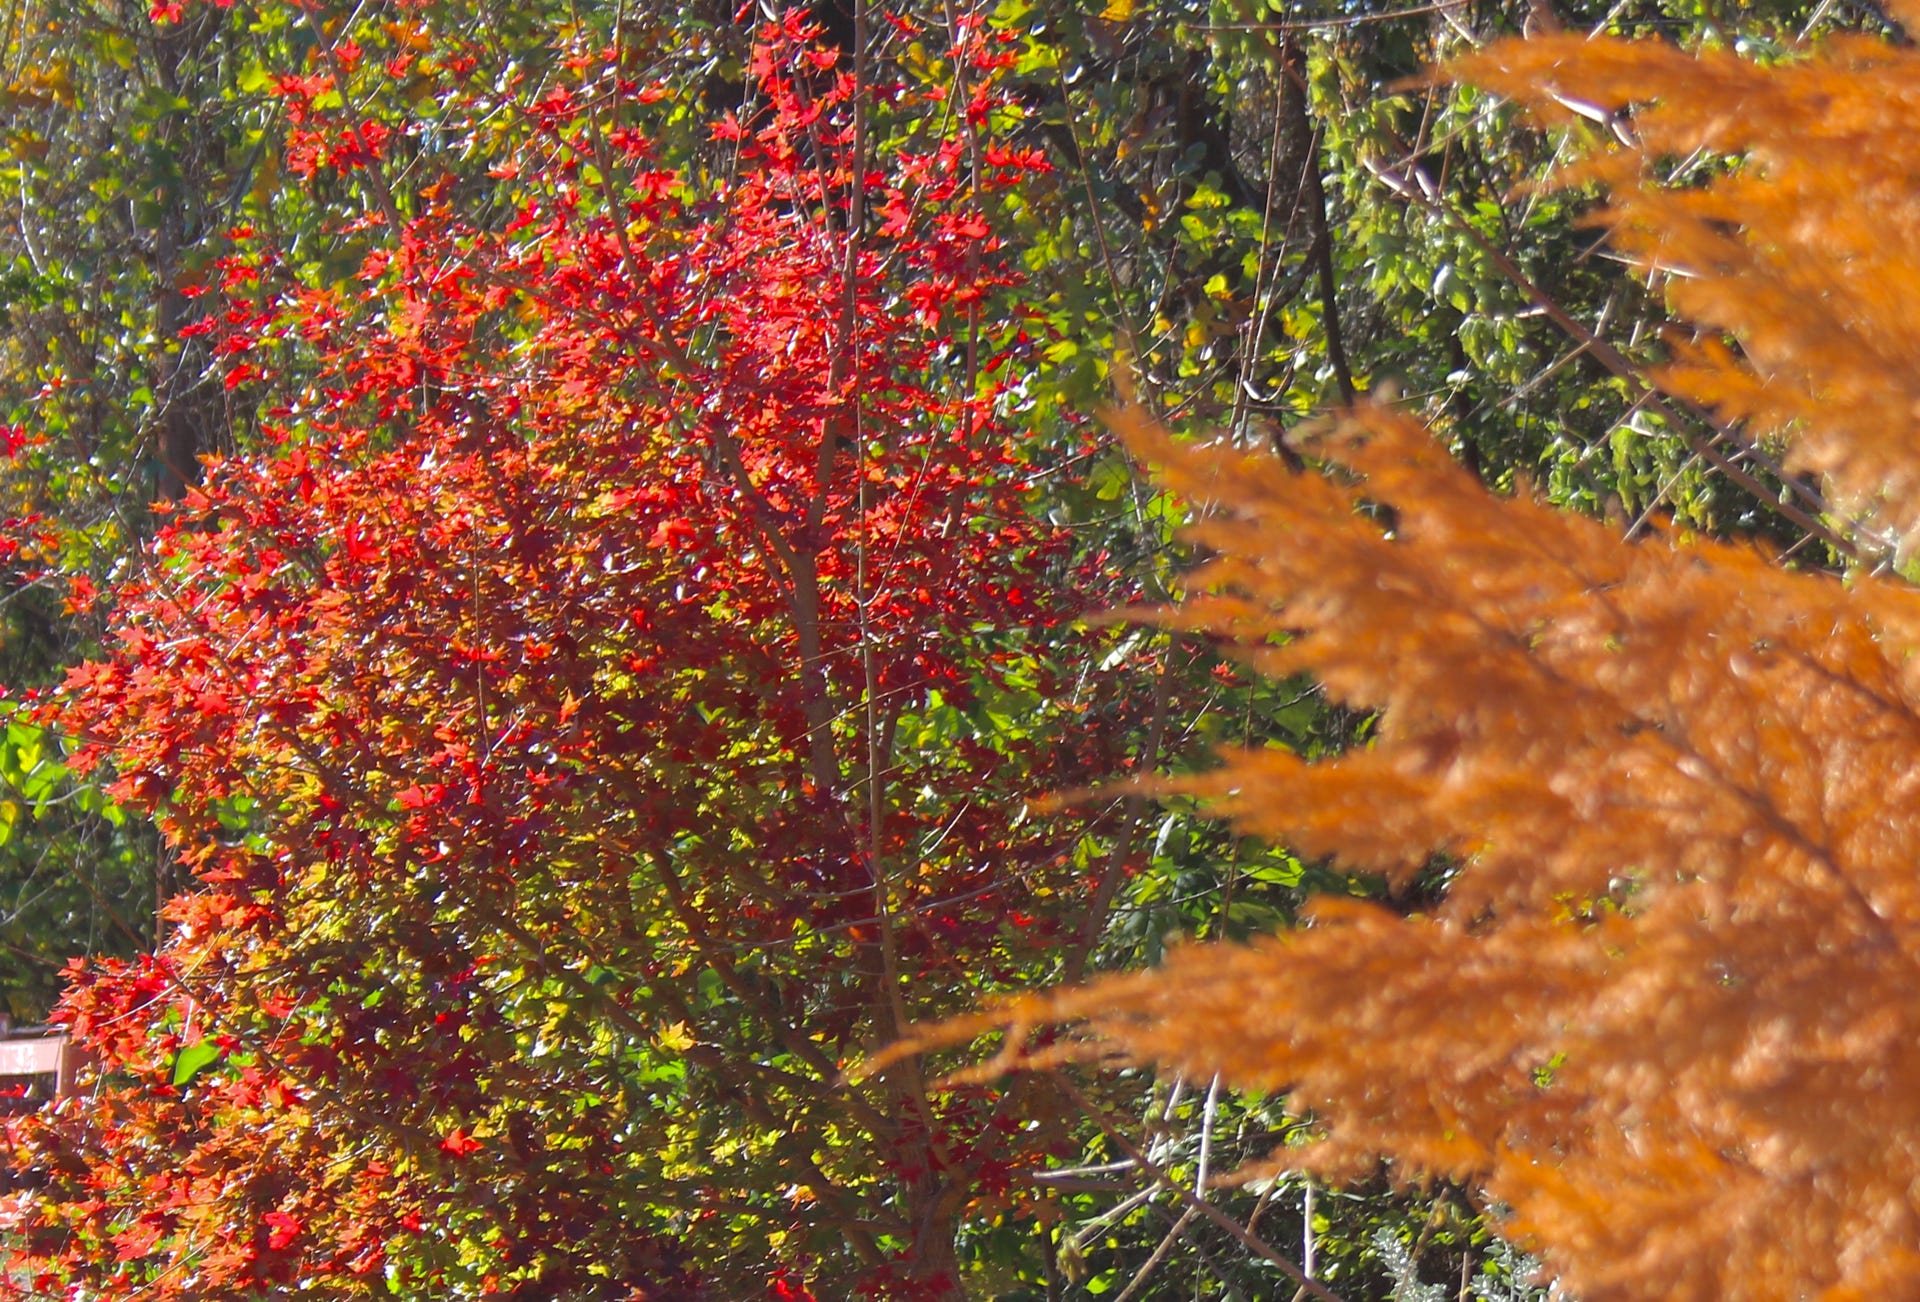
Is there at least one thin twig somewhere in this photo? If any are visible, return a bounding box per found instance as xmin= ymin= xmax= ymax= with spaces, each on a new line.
xmin=1281 ymin=36 xmax=1356 ymax=405
xmin=1050 ymin=1071 xmax=1350 ymax=1302
xmin=1113 ymin=1205 xmax=1199 ymax=1302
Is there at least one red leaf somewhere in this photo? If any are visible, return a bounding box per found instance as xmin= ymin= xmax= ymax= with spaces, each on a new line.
xmin=440 ymin=1127 xmax=484 ymax=1159
xmin=262 ymin=1209 xmax=304 ymax=1251
xmin=395 ymin=783 xmax=448 ymax=810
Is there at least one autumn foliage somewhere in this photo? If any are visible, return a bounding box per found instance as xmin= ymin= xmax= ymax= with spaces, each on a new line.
xmin=11 ymin=0 xmax=1920 ymax=1298
xmin=906 ymin=14 xmax=1920 ymax=1302
xmin=0 ymin=14 xmax=1103 ymax=1300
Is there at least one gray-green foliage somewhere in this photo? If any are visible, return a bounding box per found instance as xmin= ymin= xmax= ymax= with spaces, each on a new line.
xmin=1376 ymin=1226 xmax=1549 ymax=1302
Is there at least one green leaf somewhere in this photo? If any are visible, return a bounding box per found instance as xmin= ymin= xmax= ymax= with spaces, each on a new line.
xmin=1433 ymin=262 xmax=1472 ymax=312
xmin=97 ymin=31 xmax=138 ymax=70
xmin=171 ymin=1041 xmax=223 ymax=1087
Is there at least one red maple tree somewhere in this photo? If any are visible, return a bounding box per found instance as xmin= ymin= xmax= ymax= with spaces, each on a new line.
xmin=0 ymin=14 xmax=1105 ymax=1298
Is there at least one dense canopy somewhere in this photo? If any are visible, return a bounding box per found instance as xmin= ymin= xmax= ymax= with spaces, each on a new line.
xmin=0 ymin=0 xmax=1909 ymax=1298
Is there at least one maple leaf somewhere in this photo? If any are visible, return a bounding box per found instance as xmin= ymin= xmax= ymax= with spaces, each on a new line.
xmin=439 ymin=1127 xmax=484 ymax=1159
xmin=262 ymin=1209 xmax=303 ymax=1251
xmin=394 ymin=783 xmax=448 ymax=810
xmin=112 ymin=1216 xmax=165 ymax=1262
